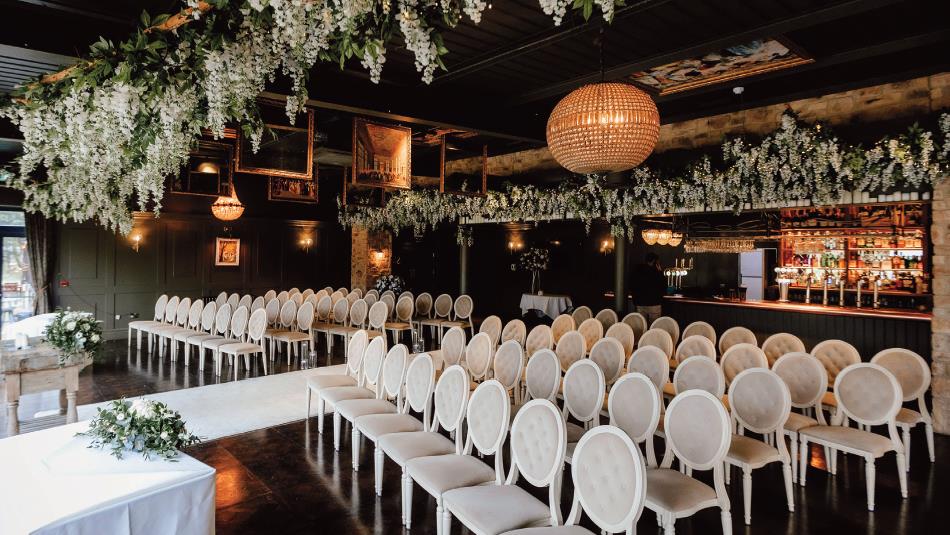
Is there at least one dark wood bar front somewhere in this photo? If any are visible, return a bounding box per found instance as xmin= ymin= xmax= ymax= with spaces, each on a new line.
xmin=663 ymin=295 xmax=931 ymax=361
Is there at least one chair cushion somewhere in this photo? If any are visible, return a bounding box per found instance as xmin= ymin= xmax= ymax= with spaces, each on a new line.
xmin=443 ymin=484 xmax=552 ymax=535
xmin=173 ymin=330 xmax=202 ymax=342
xmin=202 ymin=337 xmax=239 ymax=350
xmin=784 ymin=412 xmax=818 ymax=432
xmin=726 ymin=435 xmax=782 ymax=467
xmin=335 ymin=399 xmax=397 ymax=421
xmin=646 ymin=467 xmax=718 ymax=514
xmin=418 ymin=319 xmax=444 ymax=326
xmin=264 ymin=328 xmax=288 ymax=336
xmin=366 ymin=330 xmax=385 ymax=339
xmin=329 ymin=326 xmax=359 ymax=336
xmin=378 ymin=431 xmax=456 ymax=466
xmin=896 ymin=407 xmax=923 ymax=426
xmin=137 ymin=323 xmax=170 ymax=333
xmin=355 ymin=413 xmax=424 ymax=441
xmin=307 ymin=374 xmax=357 ymax=392
xmin=385 ymin=322 xmax=412 ymax=330
xmin=406 ymin=454 xmax=496 ymax=497
xmin=187 ymin=334 xmax=221 ymax=346
xmin=441 ymin=321 xmax=470 ymax=328
xmin=273 ymin=331 xmax=311 ymax=342
xmin=799 ymin=425 xmax=896 ymax=457
xmin=320 ymin=386 xmax=374 ymax=405
xmin=219 ymin=342 xmax=264 ymax=355
xmin=129 ymin=320 xmax=161 ymax=329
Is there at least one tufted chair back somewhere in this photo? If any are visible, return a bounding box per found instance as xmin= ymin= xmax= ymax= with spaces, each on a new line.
xmin=440 ymin=327 xmax=467 ymax=366
xmin=506 ymin=399 xmax=567 ymax=513
xmin=589 ymin=337 xmax=626 ymax=385
xmin=367 ymin=301 xmax=388 ymax=330
xmin=812 ymin=339 xmax=861 ymax=385
xmin=650 ymin=316 xmax=680 ymax=346
xmin=465 ymin=332 xmax=494 ymax=381
xmin=568 ymin=426 xmax=647 ymax=533
xmin=772 ymin=352 xmax=828 ymax=422
xmin=664 ymin=390 xmax=732 ymax=471
xmin=627 ymin=346 xmax=670 ymax=396
xmin=525 ymin=324 xmax=553 ymax=356
xmin=214 ymin=292 xmax=228 ymax=309
xmin=834 ymin=363 xmax=902 ymax=427
xmin=239 ymin=294 xmax=253 ymax=310
xmin=360 ymin=336 xmax=388 ymax=389
xmin=673 ymin=355 xmax=726 ymax=398
xmin=294 ymin=302 xmax=315 ymax=331
xmin=621 ymin=312 xmax=648 ymax=340
xmin=577 ymin=318 xmax=604 ymax=353
xmin=551 ymin=314 xmax=575 ymax=344
xmin=380 ymin=344 xmax=409 ymax=401
xmin=433 ymin=365 xmax=470 ymax=438
xmin=185 ymin=299 xmax=204 ymax=329
xmin=348 ymin=299 xmax=368 ymax=328
xmin=264 ymin=298 xmax=281 ymax=326
xmin=719 ymin=326 xmax=757 ymax=355
xmin=525 ymin=349 xmax=561 ymax=403
xmin=465 ymin=380 xmax=511 ymax=481
xmin=871 ymin=348 xmax=930 ymax=402
xmin=492 ymin=340 xmax=524 ymax=395
xmin=314 ymin=296 xmax=332 ymax=322
xmin=605 ymin=322 xmax=635 ymax=358
xmin=329 ymin=290 xmax=344 ymax=306
xmin=594 ymin=308 xmax=618 ymax=331
xmin=174 ymin=297 xmax=192 ymax=326
xmin=720 ymin=343 xmax=768 ymax=384
xmin=682 ymin=321 xmax=717 ymax=347
xmin=228 ymin=306 xmax=249 ymax=339
xmin=729 ymin=368 xmax=791 ymax=436
xmin=212 ymin=303 xmax=232 ymax=336
xmin=571 ymin=305 xmax=593 ymax=326
xmin=227 ymin=293 xmax=240 ymax=311
xmin=279 ymin=299 xmax=298 ymax=329
xmin=150 ymin=294 xmax=169 ymax=321
xmin=276 ymin=290 xmax=289 ymax=306
xmin=762 ymin=332 xmax=806 ymax=367
xmin=345 ymin=330 xmax=369 ymax=378
xmin=404 ymin=353 xmax=436 ymax=423
xmin=502 ymin=319 xmax=527 ymax=347
xmin=250 ymin=296 xmax=265 ymax=313
xmin=163 ymin=296 xmax=180 ymax=323
xmin=397 ymin=290 xmax=413 ymax=303
xmin=199 ymin=301 xmax=218 ymax=332
xmin=478 ymin=315 xmax=503 ymax=345
xmin=563 ymin=359 xmax=606 ymax=428
xmin=555 ymin=330 xmax=586 ymax=371
xmin=609 ymin=373 xmax=661 ymax=446
xmin=263 ymin=289 xmax=277 ymax=302
xmin=246 ymin=309 xmax=268 ymax=342
xmin=638 ymin=328 xmax=673 ymax=358
xmin=380 ymin=294 xmax=395 ymax=319
xmin=675 ymin=335 xmax=717 ymax=364
xmin=330 ymin=298 xmax=348 ymax=326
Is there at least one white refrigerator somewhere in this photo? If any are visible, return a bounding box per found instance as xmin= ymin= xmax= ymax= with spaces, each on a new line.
xmin=739 ymin=250 xmax=766 ymax=301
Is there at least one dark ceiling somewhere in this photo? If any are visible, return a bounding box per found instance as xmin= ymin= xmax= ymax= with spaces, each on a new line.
xmin=1 ymin=0 xmax=948 ymax=150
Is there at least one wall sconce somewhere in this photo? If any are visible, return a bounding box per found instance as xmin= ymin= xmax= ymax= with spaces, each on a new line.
xmin=299 ymin=237 xmax=313 ymax=253
xmin=130 ymin=232 xmax=142 ymax=253
xmin=599 ymin=237 xmax=615 ymax=255
xmin=370 ymin=249 xmax=389 ymax=268
xmin=507 ymin=239 xmax=523 ymax=254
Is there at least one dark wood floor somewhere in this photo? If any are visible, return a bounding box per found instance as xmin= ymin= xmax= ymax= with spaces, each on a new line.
xmin=3 ymin=340 xmax=946 ymax=534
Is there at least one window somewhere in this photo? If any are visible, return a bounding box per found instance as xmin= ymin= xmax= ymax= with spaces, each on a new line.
xmin=0 ymin=210 xmax=33 ymax=333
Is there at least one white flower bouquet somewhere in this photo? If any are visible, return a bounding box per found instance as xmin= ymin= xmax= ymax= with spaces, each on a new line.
xmin=80 ymin=398 xmax=200 ymax=460
xmin=518 ymin=247 xmax=550 ymax=272
xmin=374 ymin=274 xmax=406 ymax=296
xmin=43 ymin=309 xmax=103 ymax=366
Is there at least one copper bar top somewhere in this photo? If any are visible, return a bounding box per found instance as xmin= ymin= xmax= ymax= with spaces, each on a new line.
xmin=663 ymin=295 xmax=932 ymax=321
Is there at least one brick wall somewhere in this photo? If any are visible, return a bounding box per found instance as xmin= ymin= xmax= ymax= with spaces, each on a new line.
xmin=350 ymin=226 xmax=392 ymax=292
xmin=932 ymin=179 xmax=950 ymax=433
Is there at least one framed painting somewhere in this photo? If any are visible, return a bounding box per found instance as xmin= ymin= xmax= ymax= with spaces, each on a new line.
xmin=268 ymin=176 xmax=318 ymax=203
xmin=214 ymin=237 xmax=241 ymax=267
xmin=352 ymin=118 xmax=412 ymax=190
xmin=440 ymin=133 xmax=487 ymax=196
xmin=236 ymin=104 xmax=315 ymax=179
xmin=171 ymin=141 xmax=233 ymax=197
xmin=629 ymin=37 xmax=812 ymax=96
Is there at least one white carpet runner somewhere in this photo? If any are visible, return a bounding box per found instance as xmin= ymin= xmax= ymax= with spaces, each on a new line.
xmin=76 ymin=365 xmax=346 ymax=442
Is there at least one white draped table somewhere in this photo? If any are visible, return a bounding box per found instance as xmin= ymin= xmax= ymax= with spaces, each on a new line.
xmin=519 ymin=293 xmax=572 ymax=320
xmin=0 ymin=422 xmax=215 ymax=535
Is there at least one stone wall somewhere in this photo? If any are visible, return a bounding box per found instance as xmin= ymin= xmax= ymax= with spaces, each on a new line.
xmin=931 ymin=179 xmax=950 ymax=433
xmin=350 ymin=226 xmax=392 ymax=292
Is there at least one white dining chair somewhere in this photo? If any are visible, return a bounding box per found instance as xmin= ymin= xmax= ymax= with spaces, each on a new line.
xmin=719 ymin=326 xmax=757 ymax=355
xmin=610 ymin=372 xmax=662 ymax=468
xmin=219 ymin=308 xmax=269 ymax=380
xmin=492 ymin=340 xmax=524 ymax=405
xmin=128 ymin=294 xmax=168 ymax=350
xmin=263 ymin=289 xmax=277 ymax=302
xmin=465 ymin=332 xmax=494 ymax=383
xmin=435 ymin=326 xmax=466 ymax=367
xmin=441 ymin=399 xmax=567 ymax=535
xmin=650 ymin=316 xmax=680 ymax=346
xmin=669 ymin=355 xmax=726 ymax=399
xmin=272 ymin=301 xmax=315 ymax=365
xmin=152 ymin=297 xmax=193 ymax=359
xmin=674 ymin=334 xmax=716 ymax=365
xmin=419 ymin=293 xmax=453 ymax=342
xmin=365 ymin=300 xmax=389 ymax=341
xmin=761 ymin=332 xmax=806 ymax=367
xmin=594 ymin=308 xmax=618 ymax=331
xmin=646 ymin=390 xmax=733 ymax=535
xmin=605 ymin=321 xmax=635 ymax=359
xmin=571 ymin=305 xmax=592 ymax=326
xmin=589 ymin=336 xmax=625 ymax=385
xmin=205 ymin=306 xmax=249 ymax=376
xmin=264 ymin=299 xmax=296 ymax=358
xmin=344 ymin=344 xmax=409 ymax=471
xmin=720 ymin=343 xmax=768 ymax=385
xmin=226 ymin=292 xmax=240 ymax=311
xmin=524 ymin=349 xmax=561 ymax=404
xmin=479 ymin=315 xmax=503 ymax=345
xmin=385 ymin=295 xmax=415 ymax=345
xmin=174 ymin=300 xmax=215 ymax=364
xmin=322 ymin=298 xmax=350 ymax=355
xmin=562 ymin=359 xmax=605 ymax=464
xmin=249 ymin=296 xmax=265 ymax=313
xmin=550 ymin=313 xmax=575 ymax=345
xmin=501 ymin=318 xmax=527 ymax=347
xmin=525 ymin=324 xmax=554 ymax=357
xmin=412 ymin=292 xmax=434 ymax=340
xmin=325 ymin=336 xmax=388 ymax=450
xmin=811 ymin=339 xmax=860 ymax=422
xmin=146 ymin=297 xmax=186 ymax=357
xmin=441 ymin=295 xmax=475 ymax=338
xmin=306 ymin=330 xmax=369 ymax=433
xmin=621 ymin=312 xmax=648 ymax=340
xmin=638 ymin=328 xmax=673 ymax=359
xmin=772 ymin=352 xmax=828 ymax=483
xmin=799 ymin=363 xmax=908 ymax=511
xmin=164 ymin=299 xmax=204 ymax=362
xmin=238 ymin=294 xmax=253 ymax=310
xmin=682 ymin=320 xmax=717 ymax=347
xmin=724 ymin=368 xmax=794 ymax=525
xmin=405 ymin=380 xmax=510 ymax=535
xmin=189 ymin=303 xmax=231 ymax=372
xmin=555 ymin=330 xmax=585 ymax=372
xmin=577 ymin=317 xmax=603 ymax=354
xmin=871 ymin=348 xmax=935 ymax=467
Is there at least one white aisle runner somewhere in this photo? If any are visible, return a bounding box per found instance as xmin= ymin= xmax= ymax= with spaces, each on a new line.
xmin=77 ymin=365 xmax=346 ymax=442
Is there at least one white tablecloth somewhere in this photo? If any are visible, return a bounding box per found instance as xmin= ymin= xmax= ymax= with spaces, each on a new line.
xmin=519 ymin=293 xmax=572 ymax=320
xmin=0 ymin=422 xmax=215 ymax=535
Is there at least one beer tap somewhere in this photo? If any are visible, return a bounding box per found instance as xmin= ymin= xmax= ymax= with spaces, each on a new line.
xmin=856 ymin=277 xmax=865 ymax=308
xmin=873 ymin=275 xmax=881 ymax=309
xmin=803 ymin=271 xmax=813 ymax=304
xmin=838 ymin=275 xmax=846 ymax=307
xmin=821 ymin=270 xmax=830 ymax=306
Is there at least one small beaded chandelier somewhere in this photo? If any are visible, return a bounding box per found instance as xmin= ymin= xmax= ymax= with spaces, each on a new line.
xmin=546 ymin=82 xmax=660 ymax=174
xmin=211 ymin=182 xmax=245 ymax=221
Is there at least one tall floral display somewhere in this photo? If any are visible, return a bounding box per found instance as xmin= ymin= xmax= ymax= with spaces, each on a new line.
xmin=517 ymin=247 xmax=550 ymax=294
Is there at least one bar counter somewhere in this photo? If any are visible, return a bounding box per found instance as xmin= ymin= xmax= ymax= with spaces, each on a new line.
xmin=662 ymin=295 xmax=931 ymax=360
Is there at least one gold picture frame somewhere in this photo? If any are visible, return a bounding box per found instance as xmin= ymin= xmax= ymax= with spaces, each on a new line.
xmin=214 ymin=237 xmax=241 ymax=267
xmin=352 ymin=118 xmax=412 ymax=190
xmin=236 ymin=106 xmax=315 ymax=180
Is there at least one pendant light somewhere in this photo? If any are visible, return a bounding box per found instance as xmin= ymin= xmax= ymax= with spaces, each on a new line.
xmin=546 ymin=29 xmax=660 ymax=174
xmin=211 ymin=177 xmax=244 ymax=221
xmin=642 ymin=228 xmax=659 ymax=245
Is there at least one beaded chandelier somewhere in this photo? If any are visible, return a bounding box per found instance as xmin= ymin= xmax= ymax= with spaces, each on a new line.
xmin=211 ymin=183 xmax=245 ymax=221
xmin=546 ymin=82 xmax=660 ymax=174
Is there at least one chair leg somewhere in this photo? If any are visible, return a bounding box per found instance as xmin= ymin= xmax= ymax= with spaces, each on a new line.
xmin=829 ymin=448 xmax=838 ymax=475
xmin=440 ymin=502 xmax=452 ymax=535
xmin=306 ymin=388 xmax=312 ymax=419
xmin=742 ymin=467 xmax=752 ymax=525
xmin=724 ymin=462 xmax=731 ymax=485
xmin=783 ymin=460 xmax=794 ymax=512
xmin=926 ymin=422 xmax=936 ymax=463
xmin=896 ymin=451 xmax=908 ymax=498
xmin=374 ymin=446 xmax=385 ymax=496
xmin=901 ymin=425 xmax=912 ymax=471
xmin=127 ymin=327 xmax=132 ymax=347
xmin=720 ymin=508 xmax=732 ymax=535
xmin=316 ymin=397 xmax=325 ymax=433
xmin=403 ymin=470 xmax=414 ymax=527
xmin=333 ymin=411 xmax=342 ymax=451
xmin=663 ymin=512 xmax=676 ymax=535
xmin=799 ymin=438 xmax=808 ymax=487
xmin=262 ymin=352 xmax=268 ymax=375
xmin=435 ymin=501 xmax=445 ymax=535
xmin=865 ymin=457 xmax=876 ymax=511
xmin=351 ymin=427 xmax=361 ymax=471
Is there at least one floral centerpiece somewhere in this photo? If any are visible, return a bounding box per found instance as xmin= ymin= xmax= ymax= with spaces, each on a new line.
xmin=80 ymin=398 xmax=200 ymax=460
xmin=374 ymin=274 xmax=406 ymax=297
xmin=517 ymin=247 xmax=550 ymax=294
xmin=43 ymin=309 xmax=103 ymax=366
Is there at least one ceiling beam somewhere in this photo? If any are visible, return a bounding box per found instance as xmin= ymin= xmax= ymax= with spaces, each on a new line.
xmin=430 ymin=0 xmax=674 ymax=85
xmin=11 ymin=0 xmax=133 ymax=25
xmin=509 ymin=0 xmax=906 ymax=105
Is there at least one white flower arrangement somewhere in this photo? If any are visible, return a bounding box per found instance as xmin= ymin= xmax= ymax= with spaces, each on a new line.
xmin=80 ymin=398 xmax=200 ymax=460
xmin=374 ymin=274 xmax=406 ymax=296
xmin=340 ymin=111 xmax=950 ymax=243
xmin=43 ymin=309 xmax=103 ymax=366
xmin=518 ymin=247 xmax=550 ymax=272
xmin=0 ymin=0 xmax=621 ymax=234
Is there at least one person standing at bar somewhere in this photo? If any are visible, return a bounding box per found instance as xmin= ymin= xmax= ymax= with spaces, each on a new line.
xmin=632 ymin=253 xmax=666 ymax=324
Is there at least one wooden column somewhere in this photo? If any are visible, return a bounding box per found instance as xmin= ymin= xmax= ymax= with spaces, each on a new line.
xmin=459 ymin=233 xmax=470 ymax=295
xmin=614 ymin=236 xmax=627 ymax=313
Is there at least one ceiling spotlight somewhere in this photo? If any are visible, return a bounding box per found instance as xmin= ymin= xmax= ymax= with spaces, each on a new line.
xmin=732 ymin=86 xmax=745 ymax=96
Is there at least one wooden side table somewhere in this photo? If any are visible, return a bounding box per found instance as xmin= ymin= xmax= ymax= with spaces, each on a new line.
xmin=1 ymin=340 xmax=92 ymax=436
